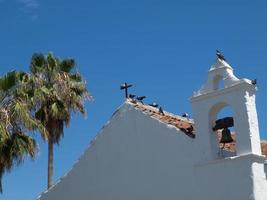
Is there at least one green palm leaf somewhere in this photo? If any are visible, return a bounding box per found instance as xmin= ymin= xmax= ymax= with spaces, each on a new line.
xmin=29 ymin=52 xmax=90 ymax=189
xmin=0 ymin=70 xmax=46 ymax=193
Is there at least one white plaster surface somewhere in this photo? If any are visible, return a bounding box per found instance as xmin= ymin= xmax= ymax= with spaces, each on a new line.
xmin=195 ymin=59 xmax=243 ymax=96
xmin=37 ymin=59 xmax=267 ymax=200
xmin=38 ymin=103 xmax=197 ymax=200
xmin=191 ymin=58 xmax=261 ymax=159
xmin=37 ymin=102 xmax=267 ymax=200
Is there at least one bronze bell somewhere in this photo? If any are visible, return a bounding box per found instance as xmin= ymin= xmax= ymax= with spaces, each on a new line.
xmin=220 ymin=128 xmax=234 ymax=143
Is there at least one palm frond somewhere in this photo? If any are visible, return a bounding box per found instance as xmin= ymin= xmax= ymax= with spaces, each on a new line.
xmin=0 ymin=69 xmax=45 ymax=193
xmin=30 ymin=53 xmax=47 ymax=74
xmin=0 ymin=133 xmax=37 ymax=168
xmin=59 ymin=59 xmax=75 ymax=73
xmin=0 ymin=71 xmax=18 ymax=92
xmin=47 ymin=53 xmax=57 ymax=71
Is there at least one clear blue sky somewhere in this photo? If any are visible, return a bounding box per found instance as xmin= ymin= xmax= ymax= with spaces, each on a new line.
xmin=1 ymin=0 xmax=267 ymax=199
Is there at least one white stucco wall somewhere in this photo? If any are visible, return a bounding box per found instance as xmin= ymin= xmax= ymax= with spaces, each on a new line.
xmin=38 ymin=102 xmax=267 ymax=200
xmin=195 ymin=154 xmax=267 ymax=200
xmin=38 ymin=103 xmax=197 ymax=200
xmin=191 ymin=83 xmax=261 ymax=160
xmin=189 ymin=58 xmax=267 ymax=200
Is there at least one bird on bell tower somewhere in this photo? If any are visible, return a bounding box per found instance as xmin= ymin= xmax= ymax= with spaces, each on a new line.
xmin=190 ymin=50 xmax=261 ymax=160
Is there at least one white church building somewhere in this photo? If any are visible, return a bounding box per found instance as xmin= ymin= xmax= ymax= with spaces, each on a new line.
xmin=38 ymin=56 xmax=267 ymax=200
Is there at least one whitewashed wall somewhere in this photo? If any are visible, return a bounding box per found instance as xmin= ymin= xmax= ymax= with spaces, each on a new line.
xmin=37 ymin=102 xmax=267 ymax=200
xmin=38 ymin=103 xmax=196 ymax=200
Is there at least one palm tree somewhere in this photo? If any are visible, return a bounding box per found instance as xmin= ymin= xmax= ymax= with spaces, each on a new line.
xmin=30 ymin=52 xmax=90 ymax=189
xmin=0 ymin=71 xmax=47 ymax=193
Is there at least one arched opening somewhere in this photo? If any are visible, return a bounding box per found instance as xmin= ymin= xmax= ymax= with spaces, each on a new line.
xmin=209 ymin=102 xmax=236 ymax=158
xmin=213 ymin=75 xmax=224 ymax=90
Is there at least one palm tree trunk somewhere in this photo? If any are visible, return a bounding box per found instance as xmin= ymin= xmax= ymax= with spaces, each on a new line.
xmin=47 ymin=139 xmax=53 ymax=189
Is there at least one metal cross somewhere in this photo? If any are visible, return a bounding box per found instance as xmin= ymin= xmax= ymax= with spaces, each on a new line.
xmin=120 ymin=82 xmax=133 ymax=98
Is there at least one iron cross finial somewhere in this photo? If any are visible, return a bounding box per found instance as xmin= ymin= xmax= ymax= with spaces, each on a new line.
xmin=120 ymin=82 xmax=133 ymax=98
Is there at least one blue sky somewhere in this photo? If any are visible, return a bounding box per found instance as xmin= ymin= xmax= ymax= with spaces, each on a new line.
xmin=1 ymin=0 xmax=267 ymax=199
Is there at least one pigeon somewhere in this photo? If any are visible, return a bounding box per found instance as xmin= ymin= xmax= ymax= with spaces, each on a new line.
xmin=251 ymin=79 xmax=257 ymax=85
xmin=216 ymin=50 xmax=226 ymax=61
xmin=129 ymin=94 xmax=136 ymax=99
xmin=136 ymin=96 xmax=146 ymax=104
xmin=182 ymin=113 xmax=189 ymax=118
xmin=159 ymin=107 xmax=164 ymax=115
xmin=136 ymin=96 xmax=146 ymax=101
xmin=149 ymin=103 xmax=158 ymax=108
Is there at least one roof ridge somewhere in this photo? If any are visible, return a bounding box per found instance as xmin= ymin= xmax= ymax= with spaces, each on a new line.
xmin=126 ymin=99 xmax=193 ymax=122
xmin=125 ymin=99 xmax=195 ymax=138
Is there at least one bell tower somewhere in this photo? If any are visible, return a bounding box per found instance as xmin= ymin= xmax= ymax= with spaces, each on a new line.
xmin=190 ymin=52 xmax=261 ymax=160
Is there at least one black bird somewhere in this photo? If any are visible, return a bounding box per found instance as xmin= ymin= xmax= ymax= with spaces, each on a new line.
xmin=216 ymin=50 xmax=226 ymax=61
xmin=136 ymin=96 xmax=146 ymax=101
xmin=251 ymin=79 xmax=257 ymax=85
xmin=129 ymin=94 xmax=136 ymax=99
xmin=136 ymin=96 xmax=146 ymax=104
xmin=182 ymin=113 xmax=189 ymax=118
xmin=149 ymin=103 xmax=158 ymax=108
xmin=159 ymin=107 xmax=164 ymax=115
xmin=120 ymin=82 xmax=133 ymax=98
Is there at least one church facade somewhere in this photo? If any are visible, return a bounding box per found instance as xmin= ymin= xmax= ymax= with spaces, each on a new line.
xmin=38 ymin=56 xmax=267 ymax=200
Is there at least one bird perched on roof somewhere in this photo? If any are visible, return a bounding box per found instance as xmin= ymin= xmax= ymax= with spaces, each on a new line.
xmin=149 ymin=103 xmax=158 ymax=108
xmin=129 ymin=94 xmax=136 ymax=99
xmin=182 ymin=113 xmax=189 ymax=118
xmin=136 ymin=96 xmax=146 ymax=104
xmin=159 ymin=107 xmax=164 ymax=115
xmin=216 ymin=50 xmax=226 ymax=61
xmin=137 ymin=96 xmax=146 ymax=101
xmin=128 ymin=94 xmax=137 ymax=103
xmin=251 ymin=79 xmax=257 ymax=85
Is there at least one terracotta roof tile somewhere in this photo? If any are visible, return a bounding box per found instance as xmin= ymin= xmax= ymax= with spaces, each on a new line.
xmin=127 ymin=99 xmax=267 ymax=156
xmin=217 ymin=133 xmax=267 ymax=156
xmin=261 ymin=141 xmax=267 ymax=155
xmin=128 ymin=99 xmax=195 ymax=138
